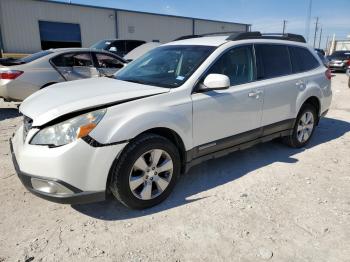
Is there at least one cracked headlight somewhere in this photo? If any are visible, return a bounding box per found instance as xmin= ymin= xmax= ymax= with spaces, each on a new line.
xmin=30 ymin=109 xmax=106 ymax=147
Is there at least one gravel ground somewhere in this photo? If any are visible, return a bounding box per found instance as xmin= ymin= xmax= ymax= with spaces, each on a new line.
xmin=0 ymin=74 xmax=349 ymax=262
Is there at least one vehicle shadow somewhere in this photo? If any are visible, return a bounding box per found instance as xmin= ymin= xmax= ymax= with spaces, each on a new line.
xmin=72 ymin=117 xmax=350 ymax=220
xmin=0 ymin=108 xmax=21 ymax=121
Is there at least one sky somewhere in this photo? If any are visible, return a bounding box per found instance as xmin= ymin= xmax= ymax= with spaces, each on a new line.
xmin=55 ymin=0 xmax=350 ymax=49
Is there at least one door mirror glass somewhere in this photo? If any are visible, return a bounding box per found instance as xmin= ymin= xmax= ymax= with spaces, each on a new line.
xmin=201 ymin=74 xmax=230 ymax=90
xmin=109 ymin=47 xmax=117 ymax=52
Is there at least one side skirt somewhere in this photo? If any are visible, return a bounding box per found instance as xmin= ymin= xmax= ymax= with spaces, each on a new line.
xmin=185 ymin=119 xmax=295 ymax=172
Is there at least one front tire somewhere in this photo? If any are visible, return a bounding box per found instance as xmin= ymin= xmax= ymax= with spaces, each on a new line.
xmin=284 ymin=104 xmax=317 ymax=148
xmin=109 ymin=134 xmax=181 ymax=209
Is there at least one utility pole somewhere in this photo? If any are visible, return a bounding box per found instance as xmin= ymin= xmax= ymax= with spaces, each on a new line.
xmin=318 ymin=27 xmax=323 ymax=49
xmin=305 ymin=0 xmax=313 ymax=42
xmin=282 ymin=20 xmax=287 ymax=34
xmin=313 ymin=17 xmax=319 ymax=48
xmin=325 ymin=35 xmax=330 ymax=54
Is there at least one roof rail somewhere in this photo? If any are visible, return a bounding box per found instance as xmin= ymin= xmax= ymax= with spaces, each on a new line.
xmin=174 ymin=35 xmax=201 ymax=41
xmin=226 ymin=31 xmax=306 ymax=43
xmin=173 ymin=31 xmax=246 ymax=41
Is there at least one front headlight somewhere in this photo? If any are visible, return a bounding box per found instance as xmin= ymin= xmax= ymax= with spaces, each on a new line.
xmin=30 ymin=109 xmax=106 ymax=147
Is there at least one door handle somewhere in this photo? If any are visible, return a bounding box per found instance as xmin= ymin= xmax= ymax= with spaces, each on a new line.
xmin=296 ymin=80 xmax=307 ymax=90
xmin=248 ymin=90 xmax=263 ymax=99
xmin=295 ymin=80 xmax=305 ymax=86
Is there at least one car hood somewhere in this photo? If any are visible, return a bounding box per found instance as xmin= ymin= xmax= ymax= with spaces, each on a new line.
xmin=20 ymin=77 xmax=170 ymax=126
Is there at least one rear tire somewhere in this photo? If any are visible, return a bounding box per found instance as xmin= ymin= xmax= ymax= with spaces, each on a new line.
xmin=284 ymin=104 xmax=317 ymax=148
xmin=109 ymin=134 xmax=180 ymax=209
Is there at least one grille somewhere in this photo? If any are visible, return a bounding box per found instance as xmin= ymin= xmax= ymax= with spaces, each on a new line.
xmin=23 ymin=115 xmax=33 ymax=141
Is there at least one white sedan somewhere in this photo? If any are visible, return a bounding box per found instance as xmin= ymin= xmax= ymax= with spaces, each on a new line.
xmin=0 ymin=48 xmax=126 ymax=102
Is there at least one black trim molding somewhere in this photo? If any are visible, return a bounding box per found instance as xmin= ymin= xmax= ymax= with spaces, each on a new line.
xmin=185 ymin=118 xmax=295 ymax=170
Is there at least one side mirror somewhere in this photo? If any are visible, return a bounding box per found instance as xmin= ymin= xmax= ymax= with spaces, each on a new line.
xmin=346 ymin=69 xmax=350 ymax=77
xmin=109 ymin=47 xmax=117 ymax=52
xmin=200 ymin=74 xmax=230 ymax=91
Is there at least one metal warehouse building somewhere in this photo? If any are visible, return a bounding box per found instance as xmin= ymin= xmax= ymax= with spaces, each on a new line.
xmin=0 ymin=0 xmax=250 ymax=54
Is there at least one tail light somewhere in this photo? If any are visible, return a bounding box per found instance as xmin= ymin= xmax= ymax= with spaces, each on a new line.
xmin=347 ymin=60 xmax=350 ymax=66
xmin=0 ymin=70 xmax=24 ymax=80
xmin=325 ymin=68 xmax=332 ymax=80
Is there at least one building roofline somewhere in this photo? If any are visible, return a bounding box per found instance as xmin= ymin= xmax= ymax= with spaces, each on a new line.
xmin=35 ymin=0 xmax=251 ymax=27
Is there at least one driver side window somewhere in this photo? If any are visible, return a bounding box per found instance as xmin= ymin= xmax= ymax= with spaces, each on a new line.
xmin=207 ymin=45 xmax=254 ymax=86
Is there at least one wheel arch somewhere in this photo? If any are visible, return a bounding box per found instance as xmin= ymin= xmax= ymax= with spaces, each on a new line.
xmin=105 ymin=126 xmax=188 ymax=192
xmin=299 ymin=96 xmax=321 ymax=124
xmin=138 ymin=127 xmax=187 ymax=174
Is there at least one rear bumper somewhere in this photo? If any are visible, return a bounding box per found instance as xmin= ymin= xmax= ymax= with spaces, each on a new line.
xmin=0 ymin=79 xmax=40 ymax=102
xmin=10 ymin=138 xmax=105 ymax=204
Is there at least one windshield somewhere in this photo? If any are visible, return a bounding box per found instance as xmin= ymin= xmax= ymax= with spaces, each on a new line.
xmin=115 ymin=45 xmax=215 ymax=88
xmin=90 ymin=40 xmax=113 ymax=50
xmin=328 ymin=51 xmax=350 ymax=60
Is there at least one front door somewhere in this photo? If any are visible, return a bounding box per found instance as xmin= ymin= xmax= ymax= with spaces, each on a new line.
xmin=192 ymin=45 xmax=264 ymax=157
xmin=94 ymin=53 xmax=125 ymax=76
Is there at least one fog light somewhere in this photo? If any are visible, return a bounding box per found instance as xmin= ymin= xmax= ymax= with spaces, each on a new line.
xmin=31 ymin=178 xmax=73 ymax=195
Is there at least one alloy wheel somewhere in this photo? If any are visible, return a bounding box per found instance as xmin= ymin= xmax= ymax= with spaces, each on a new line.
xmin=296 ymin=111 xmax=314 ymax=143
xmin=129 ymin=149 xmax=173 ymax=200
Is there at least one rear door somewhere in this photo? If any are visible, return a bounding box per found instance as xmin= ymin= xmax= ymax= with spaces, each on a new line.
xmin=254 ymin=44 xmax=299 ymax=133
xmin=51 ymin=52 xmax=99 ymax=81
xmin=93 ymin=52 xmax=125 ymax=76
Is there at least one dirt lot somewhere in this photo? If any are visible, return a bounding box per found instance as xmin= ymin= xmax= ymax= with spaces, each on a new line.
xmin=0 ymin=74 xmax=349 ymax=262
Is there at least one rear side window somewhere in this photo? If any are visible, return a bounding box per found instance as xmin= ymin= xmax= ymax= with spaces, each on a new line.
xmin=255 ymin=44 xmax=292 ymax=79
xmin=111 ymin=41 xmax=126 ymax=53
xmin=52 ymin=52 xmax=93 ymax=67
xmin=289 ymin=46 xmax=320 ymax=73
xmin=126 ymin=41 xmax=146 ymax=52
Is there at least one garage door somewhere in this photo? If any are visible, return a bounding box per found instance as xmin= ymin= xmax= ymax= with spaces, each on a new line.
xmin=39 ymin=21 xmax=82 ymax=50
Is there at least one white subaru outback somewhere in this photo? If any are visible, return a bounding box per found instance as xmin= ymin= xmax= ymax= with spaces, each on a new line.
xmin=10 ymin=32 xmax=332 ymax=209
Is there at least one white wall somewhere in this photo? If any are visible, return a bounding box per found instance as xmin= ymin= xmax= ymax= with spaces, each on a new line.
xmin=117 ymin=11 xmax=193 ymax=43
xmin=335 ymin=41 xmax=350 ymax=51
xmin=194 ymin=20 xmax=247 ymax=35
xmin=0 ymin=0 xmax=116 ymax=53
xmin=0 ymin=0 xmax=248 ymax=53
